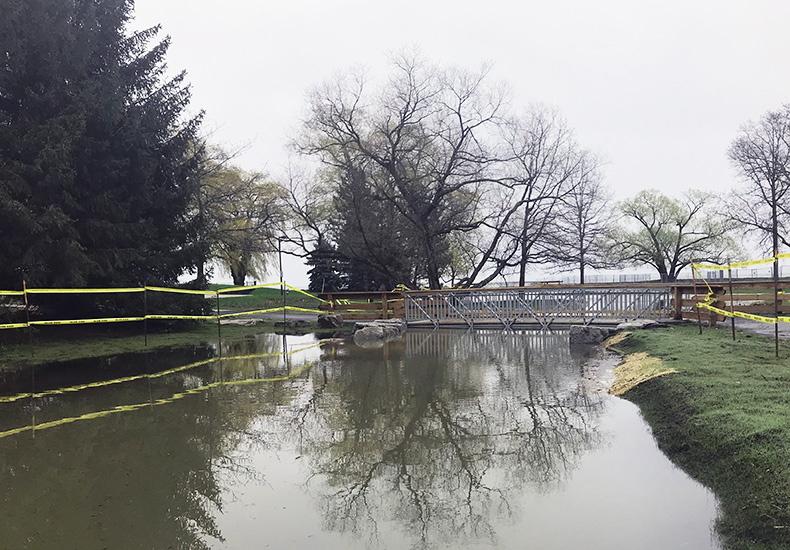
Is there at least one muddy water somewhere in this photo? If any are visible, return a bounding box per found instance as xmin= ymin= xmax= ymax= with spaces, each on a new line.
xmin=0 ymin=330 xmax=721 ymax=550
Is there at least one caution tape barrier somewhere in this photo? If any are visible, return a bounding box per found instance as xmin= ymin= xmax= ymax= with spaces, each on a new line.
xmin=0 ymin=282 xmax=328 ymax=330
xmin=29 ymin=317 xmax=146 ymax=326
xmin=692 ymin=259 xmax=789 ymax=326
xmin=26 ymin=287 xmax=145 ymax=295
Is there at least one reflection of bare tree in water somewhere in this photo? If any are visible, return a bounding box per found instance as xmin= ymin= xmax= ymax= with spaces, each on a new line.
xmin=287 ymin=330 xmax=608 ymax=549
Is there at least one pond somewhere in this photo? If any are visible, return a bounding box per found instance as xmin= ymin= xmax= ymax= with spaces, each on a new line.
xmin=0 ymin=330 xmax=721 ymax=550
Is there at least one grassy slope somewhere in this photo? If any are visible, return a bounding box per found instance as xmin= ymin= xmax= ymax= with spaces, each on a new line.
xmin=208 ymin=284 xmax=323 ymax=311
xmin=615 ymin=325 xmax=790 ymax=550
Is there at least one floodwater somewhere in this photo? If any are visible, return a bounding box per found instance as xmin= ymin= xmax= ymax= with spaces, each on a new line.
xmin=0 ymin=330 xmax=722 ymax=550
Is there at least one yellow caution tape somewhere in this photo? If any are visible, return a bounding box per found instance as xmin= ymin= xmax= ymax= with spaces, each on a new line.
xmin=0 ymin=291 xmax=25 ymax=296
xmin=692 ymin=263 xmax=729 ymax=271
xmin=145 ymin=286 xmax=210 ymax=296
xmin=693 ymin=266 xmax=783 ymax=325
xmin=215 ymin=283 xmax=281 ymax=293
xmin=693 ymin=257 xmax=777 ymax=271
xmin=730 ymin=257 xmax=776 ymax=268
xmin=0 ymin=323 xmax=29 ymax=330
xmin=219 ymin=307 xmax=283 ymax=319
xmin=777 ymin=253 xmax=790 ymax=260
xmin=215 ymin=283 xmax=329 ymax=304
xmin=218 ymin=306 xmax=325 ymax=319
xmin=284 ymin=284 xmax=328 ymax=303
xmin=30 ymin=316 xmax=145 ymax=326
xmin=0 ymin=343 xmax=323 ymax=404
xmin=733 ymin=311 xmax=777 ymax=324
xmin=697 ymin=303 xmax=733 ymax=317
xmin=145 ymin=314 xmax=217 ymax=321
xmin=0 ymin=359 xmax=318 ymax=440
xmin=25 ymin=287 xmax=145 ymax=294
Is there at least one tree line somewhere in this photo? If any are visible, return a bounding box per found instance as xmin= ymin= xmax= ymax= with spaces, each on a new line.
xmin=1 ymin=1 xmax=787 ymax=313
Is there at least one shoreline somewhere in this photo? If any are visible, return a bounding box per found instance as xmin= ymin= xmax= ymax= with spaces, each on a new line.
xmin=608 ymin=325 xmax=790 ymax=550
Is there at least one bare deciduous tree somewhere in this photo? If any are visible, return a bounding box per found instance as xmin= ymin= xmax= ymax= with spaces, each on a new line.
xmin=545 ymin=155 xmax=613 ymax=284
xmin=458 ymin=108 xmax=592 ymax=287
xmin=727 ymin=106 xmax=790 ymax=256
xmin=296 ymin=53 xmax=504 ymax=289
xmin=295 ymin=54 xmax=600 ymax=290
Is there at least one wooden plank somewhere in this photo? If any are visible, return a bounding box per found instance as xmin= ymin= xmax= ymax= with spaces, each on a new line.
xmin=728 ymin=293 xmax=790 ymax=301
xmin=331 ymin=303 xmax=383 ymax=311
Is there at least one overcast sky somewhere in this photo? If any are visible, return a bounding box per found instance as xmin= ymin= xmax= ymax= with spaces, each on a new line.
xmin=132 ymin=0 xmax=790 ymax=285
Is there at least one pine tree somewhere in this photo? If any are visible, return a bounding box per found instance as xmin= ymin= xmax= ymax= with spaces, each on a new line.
xmin=0 ymin=0 xmax=202 ymax=296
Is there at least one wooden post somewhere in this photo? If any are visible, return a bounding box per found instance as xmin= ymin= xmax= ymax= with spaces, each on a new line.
xmin=672 ymin=285 xmax=683 ymax=320
xmin=382 ymin=294 xmax=388 ymax=319
xmin=691 ymin=264 xmax=703 ymax=335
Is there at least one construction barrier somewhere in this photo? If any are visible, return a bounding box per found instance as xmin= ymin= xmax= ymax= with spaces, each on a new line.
xmin=693 ymin=255 xmax=789 ymax=325
xmin=0 ymin=283 xmax=329 ymax=331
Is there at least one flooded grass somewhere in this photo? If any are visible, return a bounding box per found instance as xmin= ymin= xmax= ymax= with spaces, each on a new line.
xmin=0 ymin=320 xmax=336 ymax=370
xmin=616 ymin=324 xmax=790 ymax=550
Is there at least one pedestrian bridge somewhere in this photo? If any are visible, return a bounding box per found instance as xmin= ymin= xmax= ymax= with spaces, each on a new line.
xmin=320 ymin=281 xmax=776 ymax=329
xmin=403 ymin=285 xmax=674 ymax=329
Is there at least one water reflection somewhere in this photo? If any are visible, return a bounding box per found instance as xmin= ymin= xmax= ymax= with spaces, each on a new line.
xmin=0 ymin=335 xmax=318 ymax=550
xmin=0 ymin=330 xmax=718 ymax=550
xmin=285 ymin=330 xmax=607 ymax=548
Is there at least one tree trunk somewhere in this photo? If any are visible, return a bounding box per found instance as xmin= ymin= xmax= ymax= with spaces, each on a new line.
xmin=230 ymin=266 xmax=246 ymax=286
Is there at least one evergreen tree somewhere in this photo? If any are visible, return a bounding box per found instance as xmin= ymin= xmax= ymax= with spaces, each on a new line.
xmin=0 ymin=0 xmax=202 ymax=295
xmin=305 ymin=242 xmax=347 ymax=293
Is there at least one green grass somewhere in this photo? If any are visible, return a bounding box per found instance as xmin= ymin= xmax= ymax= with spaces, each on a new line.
xmin=207 ymin=284 xmax=323 ymax=311
xmin=615 ymin=325 xmax=790 ymax=550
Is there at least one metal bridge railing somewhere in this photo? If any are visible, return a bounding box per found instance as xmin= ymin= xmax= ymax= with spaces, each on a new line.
xmin=404 ymin=287 xmax=673 ymax=329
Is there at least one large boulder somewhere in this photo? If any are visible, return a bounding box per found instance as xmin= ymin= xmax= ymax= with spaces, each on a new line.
xmin=569 ymin=325 xmax=614 ymax=345
xmin=352 ymin=319 xmax=407 ymax=347
xmin=353 ymin=325 xmax=386 ymax=348
xmin=318 ymin=313 xmax=344 ymax=329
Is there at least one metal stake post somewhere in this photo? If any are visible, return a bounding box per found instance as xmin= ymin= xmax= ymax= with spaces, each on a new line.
xmin=23 ymin=280 xmax=33 ymax=357
xmin=216 ymin=291 xmax=222 ymax=357
xmin=728 ymin=265 xmax=736 ymax=341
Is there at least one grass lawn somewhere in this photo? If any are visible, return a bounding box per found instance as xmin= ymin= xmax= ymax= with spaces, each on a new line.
xmin=611 ymin=324 xmax=790 ymax=550
xmin=207 ymin=284 xmax=325 ymax=312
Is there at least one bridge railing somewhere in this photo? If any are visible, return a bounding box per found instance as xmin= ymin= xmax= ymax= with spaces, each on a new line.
xmin=403 ymin=285 xmax=674 ymax=328
xmin=318 ymin=280 xmax=790 ymax=328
